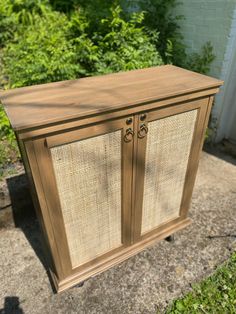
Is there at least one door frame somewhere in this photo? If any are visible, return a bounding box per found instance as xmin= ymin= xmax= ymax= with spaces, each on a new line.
xmin=27 ymin=116 xmax=134 ymax=279
xmin=132 ymin=97 xmax=212 ymax=242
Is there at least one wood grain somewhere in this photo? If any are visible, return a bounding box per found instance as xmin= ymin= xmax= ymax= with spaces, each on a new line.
xmin=132 ymin=98 xmax=205 ymax=241
xmin=31 ymin=117 xmax=134 ymax=279
xmin=55 ymin=217 xmax=192 ymax=292
xmin=179 ymin=96 xmax=214 ymax=218
xmin=17 ymin=87 xmax=220 ymax=140
xmin=24 ymin=140 xmax=65 ymax=279
xmin=0 ymin=65 xmax=223 ymax=132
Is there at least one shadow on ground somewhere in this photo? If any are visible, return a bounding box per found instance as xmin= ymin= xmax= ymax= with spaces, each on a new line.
xmin=0 ymin=149 xmax=236 ymax=313
xmin=1 ymin=174 xmax=57 ymax=292
xmin=0 ymin=296 xmax=24 ymax=314
xmin=204 ymin=141 xmax=236 ymax=166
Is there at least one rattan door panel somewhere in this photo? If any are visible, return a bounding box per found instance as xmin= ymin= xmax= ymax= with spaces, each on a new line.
xmin=141 ymin=109 xmax=197 ymax=234
xmin=50 ymin=131 xmax=122 ymax=267
xmin=33 ymin=117 xmax=134 ymax=276
xmin=132 ymin=99 xmax=207 ymax=241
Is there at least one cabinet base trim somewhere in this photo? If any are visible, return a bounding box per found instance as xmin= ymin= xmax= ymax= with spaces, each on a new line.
xmin=50 ymin=217 xmax=191 ymax=293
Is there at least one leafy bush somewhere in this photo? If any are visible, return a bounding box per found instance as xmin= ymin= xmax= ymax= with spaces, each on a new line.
xmin=0 ymin=1 xmax=18 ymax=47
xmin=89 ymin=6 xmax=163 ymax=74
xmin=0 ymin=0 xmax=51 ymax=47
xmin=0 ymin=0 xmax=215 ymax=174
xmin=128 ymin=0 xmax=215 ymax=74
xmin=135 ymin=0 xmax=186 ymax=65
xmin=0 ymin=105 xmax=20 ymax=172
xmin=2 ymin=5 xmax=163 ymax=88
xmin=0 ymin=106 xmax=15 ymax=142
xmin=2 ymin=12 xmax=81 ymax=88
xmin=186 ymin=41 xmax=215 ymax=75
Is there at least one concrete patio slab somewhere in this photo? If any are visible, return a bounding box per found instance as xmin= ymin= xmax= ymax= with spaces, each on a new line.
xmin=0 ymin=150 xmax=236 ymax=314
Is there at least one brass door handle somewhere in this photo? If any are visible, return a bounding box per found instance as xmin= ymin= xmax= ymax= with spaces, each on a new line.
xmin=124 ymin=128 xmax=134 ymax=142
xmin=138 ymin=123 xmax=148 ymax=138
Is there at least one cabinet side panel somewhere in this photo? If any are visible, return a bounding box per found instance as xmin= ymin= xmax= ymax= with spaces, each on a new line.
xmin=23 ymin=140 xmax=63 ymax=279
xmin=50 ymin=131 xmax=122 ymax=268
xmin=141 ymin=109 xmax=197 ymax=234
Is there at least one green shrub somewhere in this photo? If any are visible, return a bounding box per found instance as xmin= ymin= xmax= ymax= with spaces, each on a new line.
xmin=129 ymin=0 xmax=215 ymax=74
xmin=2 ymin=5 xmax=163 ymax=88
xmin=135 ymin=0 xmax=186 ymax=65
xmin=186 ymin=41 xmax=215 ymax=74
xmin=0 ymin=106 xmax=19 ymax=173
xmin=0 ymin=0 xmax=215 ymax=173
xmin=0 ymin=105 xmax=15 ymax=142
xmin=2 ymin=12 xmax=82 ymax=88
xmin=89 ymin=6 xmax=163 ymax=74
xmin=0 ymin=1 xmax=18 ymax=47
xmin=0 ymin=0 xmax=51 ymax=47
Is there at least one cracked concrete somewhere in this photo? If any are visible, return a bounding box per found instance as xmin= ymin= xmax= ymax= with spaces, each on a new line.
xmin=0 ymin=149 xmax=236 ymax=314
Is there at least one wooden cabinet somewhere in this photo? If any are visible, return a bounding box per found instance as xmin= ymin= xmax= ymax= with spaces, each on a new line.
xmin=0 ymin=65 xmax=223 ymax=292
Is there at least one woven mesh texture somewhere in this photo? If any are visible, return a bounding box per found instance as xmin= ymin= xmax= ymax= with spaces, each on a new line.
xmin=50 ymin=131 xmax=122 ymax=267
xmin=141 ymin=109 xmax=197 ymax=234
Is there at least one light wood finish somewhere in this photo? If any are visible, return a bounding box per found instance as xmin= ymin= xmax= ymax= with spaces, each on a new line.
xmin=54 ymin=217 xmax=191 ymax=292
xmin=0 ymin=65 xmax=222 ymax=132
xmin=17 ymin=87 xmax=219 ymax=140
xmin=133 ymin=98 xmax=207 ymax=240
xmin=46 ymin=118 xmax=125 ymax=148
xmin=33 ymin=138 xmax=73 ymax=277
xmin=179 ymin=96 xmax=214 ymax=218
xmin=132 ymin=115 xmax=148 ymax=242
xmin=30 ymin=117 xmax=134 ymax=279
xmin=0 ymin=66 xmax=223 ymax=292
xmin=24 ymin=140 xmax=64 ymax=279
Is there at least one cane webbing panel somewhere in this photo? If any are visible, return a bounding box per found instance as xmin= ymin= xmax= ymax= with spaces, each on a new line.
xmin=141 ymin=109 xmax=197 ymax=234
xmin=50 ymin=131 xmax=122 ymax=268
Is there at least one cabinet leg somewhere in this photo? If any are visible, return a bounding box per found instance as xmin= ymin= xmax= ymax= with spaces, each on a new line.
xmin=165 ymin=234 xmax=175 ymax=242
xmin=75 ymin=281 xmax=84 ymax=288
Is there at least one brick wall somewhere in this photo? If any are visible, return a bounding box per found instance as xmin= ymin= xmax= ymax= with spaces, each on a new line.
xmin=173 ymin=0 xmax=236 ymax=79
xmin=173 ymin=0 xmax=236 ymax=142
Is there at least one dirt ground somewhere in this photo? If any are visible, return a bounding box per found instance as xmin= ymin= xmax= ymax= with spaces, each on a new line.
xmin=0 ymin=149 xmax=236 ymax=314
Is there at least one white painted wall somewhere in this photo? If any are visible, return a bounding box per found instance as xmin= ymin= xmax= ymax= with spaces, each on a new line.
xmin=213 ymin=6 xmax=236 ymax=142
xmin=173 ymin=0 xmax=236 ymax=142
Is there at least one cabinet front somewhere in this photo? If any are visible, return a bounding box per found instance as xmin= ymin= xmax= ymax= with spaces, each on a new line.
xmin=31 ymin=117 xmax=134 ymax=279
xmin=26 ymin=97 xmax=210 ymax=286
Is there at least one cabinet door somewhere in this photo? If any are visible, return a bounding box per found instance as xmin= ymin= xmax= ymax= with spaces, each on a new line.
xmin=31 ymin=117 xmax=134 ymax=279
xmin=133 ymin=98 xmax=211 ymax=241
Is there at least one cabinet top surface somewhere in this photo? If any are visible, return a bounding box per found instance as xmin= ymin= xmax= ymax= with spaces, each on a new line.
xmin=0 ymin=65 xmax=223 ymax=131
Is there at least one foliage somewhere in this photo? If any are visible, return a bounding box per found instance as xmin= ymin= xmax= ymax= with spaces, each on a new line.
xmin=0 ymin=1 xmax=17 ymax=47
xmin=0 ymin=0 xmax=216 ymax=86
xmin=127 ymin=0 xmax=215 ymax=74
xmin=2 ymin=12 xmax=81 ymax=88
xmin=89 ymin=6 xmax=163 ymax=74
xmin=186 ymin=41 xmax=215 ymax=74
xmin=166 ymin=252 xmax=236 ymax=313
xmin=0 ymin=0 xmax=215 ymax=171
xmin=0 ymin=106 xmax=20 ymax=173
xmin=2 ymin=5 xmax=163 ymax=88
xmin=134 ymin=0 xmax=186 ymax=65
xmin=0 ymin=106 xmax=15 ymax=142
xmin=0 ymin=0 xmax=51 ymax=47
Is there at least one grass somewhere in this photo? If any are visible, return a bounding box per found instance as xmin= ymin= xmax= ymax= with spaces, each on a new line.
xmin=166 ymin=252 xmax=236 ymax=313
